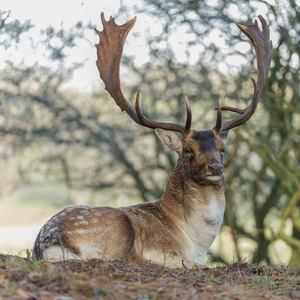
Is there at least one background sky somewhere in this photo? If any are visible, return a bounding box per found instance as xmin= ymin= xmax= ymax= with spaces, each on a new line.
xmin=0 ymin=0 xmax=160 ymax=92
xmin=1 ymin=0 xmax=273 ymax=92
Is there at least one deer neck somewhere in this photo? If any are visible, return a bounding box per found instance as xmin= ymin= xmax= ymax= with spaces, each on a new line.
xmin=158 ymin=161 xmax=226 ymax=226
xmin=157 ymin=161 xmax=226 ymax=263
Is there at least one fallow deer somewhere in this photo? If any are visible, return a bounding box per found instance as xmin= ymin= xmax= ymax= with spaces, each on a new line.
xmin=33 ymin=14 xmax=273 ymax=267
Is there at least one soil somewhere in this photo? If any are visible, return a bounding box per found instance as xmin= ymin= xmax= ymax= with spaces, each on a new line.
xmin=0 ymin=254 xmax=299 ymax=299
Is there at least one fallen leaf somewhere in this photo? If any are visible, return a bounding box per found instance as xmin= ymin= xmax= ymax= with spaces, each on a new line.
xmin=27 ymin=271 xmax=43 ymax=282
xmin=42 ymin=260 xmax=54 ymax=268
xmin=15 ymin=288 xmax=37 ymax=299
xmin=211 ymin=270 xmax=224 ymax=278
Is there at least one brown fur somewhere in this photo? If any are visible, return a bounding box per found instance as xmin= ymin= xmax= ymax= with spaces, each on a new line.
xmin=33 ymin=129 xmax=228 ymax=267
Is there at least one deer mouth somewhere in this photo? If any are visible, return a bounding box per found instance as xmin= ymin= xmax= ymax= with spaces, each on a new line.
xmin=191 ymin=171 xmax=223 ymax=184
xmin=205 ymin=175 xmax=222 ymax=182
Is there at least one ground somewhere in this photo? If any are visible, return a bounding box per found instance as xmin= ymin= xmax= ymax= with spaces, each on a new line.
xmin=0 ymin=254 xmax=299 ymax=299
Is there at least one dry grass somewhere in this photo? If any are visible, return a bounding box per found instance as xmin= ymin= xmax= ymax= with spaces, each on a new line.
xmin=0 ymin=253 xmax=299 ymax=299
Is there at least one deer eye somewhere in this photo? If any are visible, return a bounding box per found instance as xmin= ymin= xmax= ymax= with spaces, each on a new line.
xmin=221 ymin=148 xmax=226 ymax=154
xmin=183 ymin=146 xmax=191 ymax=153
xmin=183 ymin=147 xmax=193 ymax=157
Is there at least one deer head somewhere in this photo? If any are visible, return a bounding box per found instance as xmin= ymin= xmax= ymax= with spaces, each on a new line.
xmin=95 ymin=13 xmax=273 ymax=185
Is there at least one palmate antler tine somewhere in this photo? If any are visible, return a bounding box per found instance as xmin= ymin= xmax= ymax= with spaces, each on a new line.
xmin=95 ymin=13 xmax=138 ymax=122
xmin=218 ymin=106 xmax=245 ymax=114
xmin=183 ymin=96 xmax=192 ymax=135
xmin=218 ymin=15 xmax=273 ymax=133
xmin=214 ymin=101 xmax=222 ymax=134
xmin=95 ymin=13 xmax=191 ymax=136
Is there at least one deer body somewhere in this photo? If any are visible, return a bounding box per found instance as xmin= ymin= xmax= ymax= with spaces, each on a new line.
xmin=34 ymin=130 xmax=227 ymax=267
xmin=33 ymin=14 xmax=272 ymax=267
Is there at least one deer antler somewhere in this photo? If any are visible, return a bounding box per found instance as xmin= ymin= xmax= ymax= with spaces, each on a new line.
xmin=95 ymin=13 xmax=191 ymax=136
xmin=215 ymin=15 xmax=273 ymax=133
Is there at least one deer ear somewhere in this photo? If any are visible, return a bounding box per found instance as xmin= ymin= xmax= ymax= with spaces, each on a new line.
xmin=219 ymin=130 xmax=229 ymax=144
xmin=155 ymin=129 xmax=182 ymax=154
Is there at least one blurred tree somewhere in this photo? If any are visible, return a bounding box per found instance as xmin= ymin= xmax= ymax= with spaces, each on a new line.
xmin=0 ymin=10 xmax=33 ymax=47
xmin=0 ymin=10 xmax=166 ymax=206
xmin=0 ymin=0 xmax=299 ymax=265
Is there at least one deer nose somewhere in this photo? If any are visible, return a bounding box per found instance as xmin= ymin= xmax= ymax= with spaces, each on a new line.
xmin=207 ymin=164 xmax=224 ymax=175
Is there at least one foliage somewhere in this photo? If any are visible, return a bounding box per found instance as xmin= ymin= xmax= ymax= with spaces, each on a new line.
xmin=0 ymin=0 xmax=299 ymax=265
xmin=0 ymin=10 xmax=33 ymax=47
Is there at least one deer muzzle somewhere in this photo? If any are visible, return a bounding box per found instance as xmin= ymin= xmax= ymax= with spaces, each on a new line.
xmin=205 ymin=158 xmax=224 ymax=182
xmin=207 ymin=163 xmax=224 ymax=175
